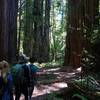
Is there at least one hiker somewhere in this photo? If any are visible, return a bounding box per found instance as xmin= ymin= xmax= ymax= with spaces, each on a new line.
xmin=11 ymin=54 xmax=39 ymax=100
xmin=11 ymin=54 xmax=29 ymax=100
xmin=0 ymin=60 xmax=13 ymax=100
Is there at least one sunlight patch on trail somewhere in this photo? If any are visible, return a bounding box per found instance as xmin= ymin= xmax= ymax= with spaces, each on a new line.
xmin=31 ymin=82 xmax=68 ymax=97
xmin=43 ymin=68 xmax=60 ymax=72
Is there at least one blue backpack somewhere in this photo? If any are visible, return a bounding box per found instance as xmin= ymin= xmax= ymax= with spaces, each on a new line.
xmin=11 ymin=63 xmax=38 ymax=86
xmin=27 ymin=64 xmax=38 ymax=85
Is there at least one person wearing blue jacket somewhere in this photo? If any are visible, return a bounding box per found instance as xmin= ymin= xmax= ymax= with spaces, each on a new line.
xmin=0 ymin=60 xmax=13 ymax=100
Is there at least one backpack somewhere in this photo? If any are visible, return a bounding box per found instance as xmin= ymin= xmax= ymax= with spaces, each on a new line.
xmin=28 ymin=64 xmax=38 ymax=86
xmin=11 ymin=64 xmax=26 ymax=85
xmin=11 ymin=63 xmax=38 ymax=87
xmin=30 ymin=64 xmax=38 ymax=73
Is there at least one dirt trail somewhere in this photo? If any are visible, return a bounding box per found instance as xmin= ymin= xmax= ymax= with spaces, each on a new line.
xmin=19 ymin=67 xmax=80 ymax=100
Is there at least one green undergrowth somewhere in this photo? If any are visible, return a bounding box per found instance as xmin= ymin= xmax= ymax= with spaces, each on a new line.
xmin=38 ymin=60 xmax=63 ymax=68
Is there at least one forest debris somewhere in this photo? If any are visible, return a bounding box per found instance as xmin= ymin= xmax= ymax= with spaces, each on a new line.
xmin=73 ymin=76 xmax=100 ymax=91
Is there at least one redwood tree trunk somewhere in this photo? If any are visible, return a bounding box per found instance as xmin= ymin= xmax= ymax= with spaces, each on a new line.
xmin=64 ymin=0 xmax=82 ymax=68
xmin=0 ymin=0 xmax=18 ymax=63
xmin=23 ymin=0 xmax=33 ymax=57
xmin=0 ymin=0 xmax=8 ymax=61
xmin=64 ymin=0 xmax=98 ymax=68
xmin=8 ymin=0 xmax=18 ymax=63
xmin=41 ymin=0 xmax=50 ymax=62
xmin=33 ymin=0 xmax=50 ymax=62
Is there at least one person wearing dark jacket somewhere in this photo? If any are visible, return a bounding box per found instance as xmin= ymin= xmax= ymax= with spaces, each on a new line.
xmin=12 ymin=54 xmax=38 ymax=100
xmin=13 ymin=54 xmax=29 ymax=100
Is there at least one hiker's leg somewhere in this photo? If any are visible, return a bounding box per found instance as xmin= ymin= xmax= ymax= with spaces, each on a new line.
xmin=15 ymin=92 xmax=21 ymax=100
xmin=30 ymin=85 xmax=34 ymax=96
xmin=10 ymin=90 xmax=13 ymax=100
xmin=15 ymin=86 xmax=21 ymax=100
xmin=22 ymin=86 xmax=28 ymax=100
xmin=28 ymin=86 xmax=34 ymax=99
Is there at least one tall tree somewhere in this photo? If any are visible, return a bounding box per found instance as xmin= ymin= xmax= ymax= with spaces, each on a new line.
xmin=64 ymin=0 xmax=83 ymax=68
xmin=8 ymin=0 xmax=18 ymax=63
xmin=0 ymin=0 xmax=8 ymax=61
xmin=64 ymin=0 xmax=99 ymax=68
xmin=17 ymin=0 xmax=22 ymax=55
xmin=41 ymin=0 xmax=50 ymax=61
xmin=0 ymin=0 xmax=18 ymax=63
xmin=23 ymin=0 xmax=33 ymax=57
xmin=32 ymin=0 xmax=50 ymax=62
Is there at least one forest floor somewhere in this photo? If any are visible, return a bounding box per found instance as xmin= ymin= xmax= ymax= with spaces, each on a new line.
xmin=19 ymin=66 xmax=81 ymax=100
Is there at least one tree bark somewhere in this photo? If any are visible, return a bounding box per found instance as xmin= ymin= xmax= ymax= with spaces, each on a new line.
xmin=33 ymin=0 xmax=50 ymax=62
xmin=0 ymin=0 xmax=8 ymax=61
xmin=64 ymin=0 xmax=82 ymax=68
xmin=0 ymin=0 xmax=18 ymax=64
xmin=8 ymin=0 xmax=18 ymax=64
xmin=41 ymin=0 xmax=50 ymax=61
xmin=64 ymin=0 xmax=98 ymax=68
xmin=23 ymin=0 xmax=33 ymax=57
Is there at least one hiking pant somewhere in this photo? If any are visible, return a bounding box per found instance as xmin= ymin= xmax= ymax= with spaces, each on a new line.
xmin=15 ymin=83 xmax=28 ymax=100
xmin=28 ymin=83 xmax=35 ymax=99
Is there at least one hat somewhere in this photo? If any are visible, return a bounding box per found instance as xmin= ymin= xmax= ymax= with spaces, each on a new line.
xmin=18 ymin=54 xmax=29 ymax=63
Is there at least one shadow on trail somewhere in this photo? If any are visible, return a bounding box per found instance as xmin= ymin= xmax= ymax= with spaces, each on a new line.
xmin=19 ymin=66 xmax=80 ymax=100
